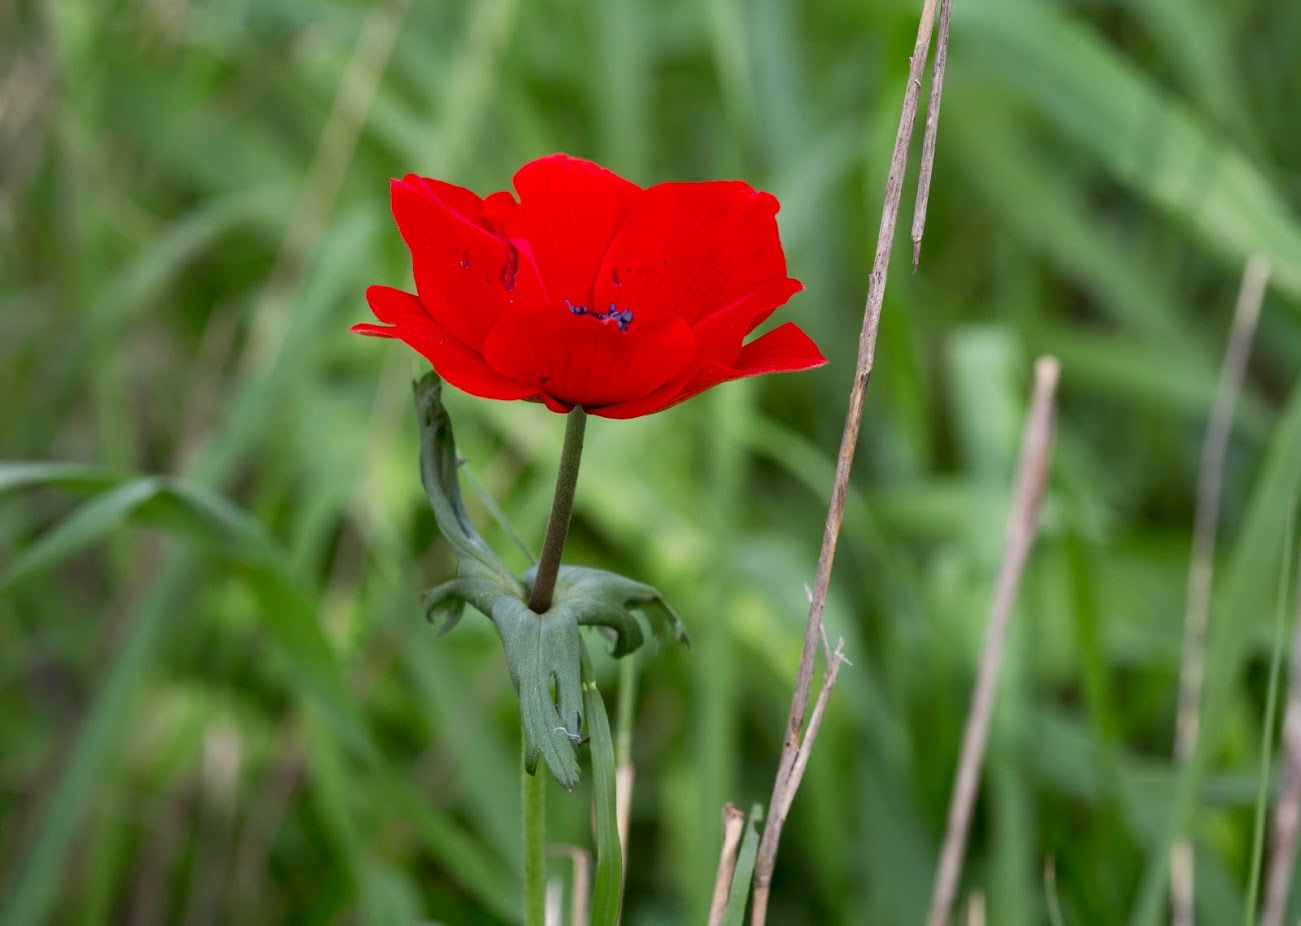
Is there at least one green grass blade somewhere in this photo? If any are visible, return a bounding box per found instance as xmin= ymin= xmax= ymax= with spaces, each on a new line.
xmin=1246 ymin=501 xmax=1299 ymax=926
xmin=1131 ymin=377 xmax=1301 ymax=926
xmin=0 ymin=554 xmax=193 ymax=926
xmin=0 ymin=478 xmax=163 ymax=591
xmin=958 ymin=0 xmax=1301 ymax=302
xmin=0 ymin=475 xmax=275 ymax=592
xmin=721 ymin=803 xmax=764 ymax=926
xmin=582 ymin=642 xmax=624 ymax=926
xmin=0 ymin=461 xmax=118 ymax=494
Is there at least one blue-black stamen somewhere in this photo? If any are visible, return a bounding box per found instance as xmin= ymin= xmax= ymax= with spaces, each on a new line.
xmin=566 ymin=299 xmax=632 ymax=331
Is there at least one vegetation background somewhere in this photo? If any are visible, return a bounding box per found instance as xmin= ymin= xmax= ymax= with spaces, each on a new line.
xmin=3 ymin=0 xmax=1301 ymax=923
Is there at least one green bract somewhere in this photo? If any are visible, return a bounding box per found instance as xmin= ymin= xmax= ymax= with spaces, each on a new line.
xmin=413 ymin=373 xmax=688 ymax=790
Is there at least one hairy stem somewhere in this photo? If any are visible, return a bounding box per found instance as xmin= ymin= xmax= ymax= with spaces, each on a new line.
xmin=529 ymin=407 xmax=588 ymax=613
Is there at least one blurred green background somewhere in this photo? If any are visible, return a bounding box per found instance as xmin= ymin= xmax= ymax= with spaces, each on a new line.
xmin=4 ymin=0 xmax=1301 ymax=923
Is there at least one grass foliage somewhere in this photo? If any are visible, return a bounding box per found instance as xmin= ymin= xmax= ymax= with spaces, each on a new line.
xmin=3 ymin=0 xmax=1301 ymax=922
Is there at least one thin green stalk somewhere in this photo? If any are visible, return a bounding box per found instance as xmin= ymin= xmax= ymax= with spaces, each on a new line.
xmin=523 ymin=730 xmax=547 ymax=926
xmin=581 ymin=644 xmax=625 ymax=925
xmin=462 ymin=463 xmax=537 ymax=566
xmin=529 ymin=407 xmax=588 ymax=613
xmin=1246 ymin=500 xmax=1299 ymax=926
xmin=615 ymin=651 xmax=639 ymax=883
xmin=616 ymin=653 xmax=639 ymax=766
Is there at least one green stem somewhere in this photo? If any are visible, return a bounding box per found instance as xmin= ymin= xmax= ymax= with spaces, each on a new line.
xmin=522 ymin=730 xmax=547 ymax=926
xmin=615 ymin=653 xmax=639 ymax=767
xmin=1245 ymin=501 xmax=1298 ymax=926
xmin=529 ymin=407 xmax=588 ymax=613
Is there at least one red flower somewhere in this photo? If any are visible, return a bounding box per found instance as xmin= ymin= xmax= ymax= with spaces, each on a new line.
xmin=352 ymin=154 xmax=826 ymax=419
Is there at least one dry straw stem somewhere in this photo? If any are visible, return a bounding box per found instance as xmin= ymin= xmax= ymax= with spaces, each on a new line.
xmin=1170 ymin=255 xmax=1271 ymax=926
xmin=708 ymin=804 xmax=748 ymax=926
xmin=616 ymin=764 xmax=634 ymax=874
xmin=1045 ymin=856 xmax=1068 ymax=926
xmin=924 ymin=356 xmax=1061 ymax=926
xmin=549 ymin=845 xmax=591 ymax=926
xmin=910 ymin=0 xmax=953 ymax=270
xmin=776 ymin=635 xmax=849 ymax=826
xmin=1261 ymin=547 xmax=1301 ymax=926
xmin=748 ymin=0 xmax=948 ymax=920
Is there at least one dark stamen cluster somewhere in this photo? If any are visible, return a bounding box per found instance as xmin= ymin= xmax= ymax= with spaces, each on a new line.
xmin=567 ymin=300 xmax=634 ymax=332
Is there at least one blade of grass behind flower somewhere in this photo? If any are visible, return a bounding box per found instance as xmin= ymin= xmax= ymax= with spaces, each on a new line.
xmin=1130 ymin=376 xmax=1301 ymax=926
xmin=721 ymin=804 xmax=765 ymax=926
xmin=593 ymin=0 xmax=650 ymax=176
xmin=0 ymin=6 xmax=408 ymax=918
xmin=582 ymin=643 xmax=624 ymax=926
xmin=0 ymin=461 xmax=120 ymax=494
xmin=0 ymin=477 xmax=273 ymax=593
xmin=398 ymin=637 xmax=521 ymax=868
xmin=1247 ymin=501 xmax=1300 ymax=926
xmin=956 ymin=0 xmax=1301 ymax=301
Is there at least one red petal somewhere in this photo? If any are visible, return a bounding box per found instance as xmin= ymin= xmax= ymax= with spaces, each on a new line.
xmin=592 ymin=179 xmax=794 ymax=326
xmin=482 ymin=299 xmax=695 ymax=409
xmin=353 ymin=286 xmax=538 ymax=402
xmin=482 ymin=154 xmax=642 ymax=307
xmin=588 ymin=282 xmax=805 ymax=419
xmin=390 ymin=175 xmax=544 ymax=351
xmin=731 ymin=321 xmax=827 ymax=375
xmin=414 ymin=175 xmax=487 ymax=222
xmin=690 ymin=278 xmax=804 ymax=366
xmin=592 ymin=322 xmax=826 ymax=419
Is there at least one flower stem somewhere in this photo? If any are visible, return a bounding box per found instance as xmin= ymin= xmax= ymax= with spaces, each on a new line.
xmin=522 ymin=407 xmax=586 ymax=920
xmin=522 ymin=730 xmax=547 ymax=926
xmin=529 ymin=406 xmax=588 ymax=613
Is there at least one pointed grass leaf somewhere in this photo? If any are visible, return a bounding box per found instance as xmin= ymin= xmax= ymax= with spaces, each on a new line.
xmin=0 ymin=474 xmax=274 ymax=592
xmin=0 ymin=461 xmax=120 ymax=494
xmin=1 ymin=478 xmax=162 ymax=592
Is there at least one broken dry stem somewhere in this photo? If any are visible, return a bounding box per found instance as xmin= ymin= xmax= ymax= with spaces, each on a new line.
xmin=749 ymin=0 xmax=944 ymax=922
xmin=708 ymin=803 xmax=748 ymax=926
xmin=1170 ymin=255 xmax=1270 ymax=926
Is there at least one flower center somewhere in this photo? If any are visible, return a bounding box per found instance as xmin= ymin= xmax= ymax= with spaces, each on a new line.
xmin=566 ymin=300 xmax=634 ymax=333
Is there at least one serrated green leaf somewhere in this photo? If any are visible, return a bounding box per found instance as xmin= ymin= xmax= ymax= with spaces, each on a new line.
xmin=493 ymin=596 xmax=585 ymax=790
xmin=542 ymin=565 xmax=691 ymax=655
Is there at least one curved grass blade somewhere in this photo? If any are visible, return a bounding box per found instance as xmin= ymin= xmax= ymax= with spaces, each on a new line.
xmin=0 ymin=474 xmax=272 ymax=592
xmin=1 ymin=478 xmax=163 ymax=592
xmin=0 ymin=461 xmax=119 ymax=494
